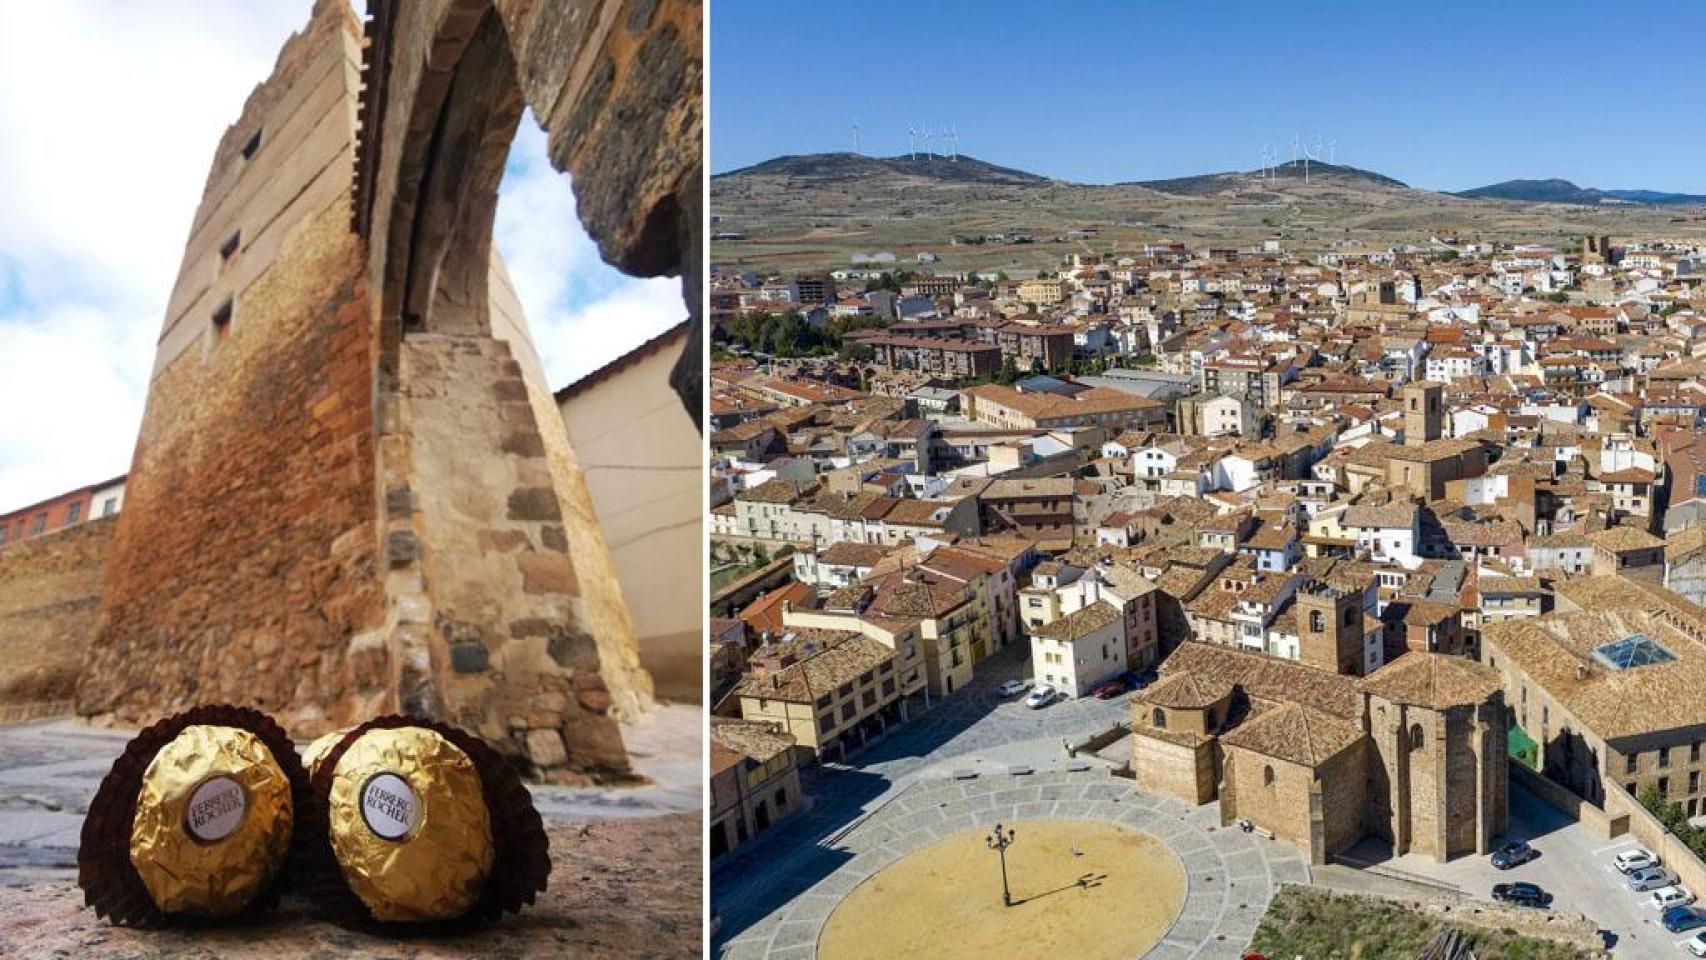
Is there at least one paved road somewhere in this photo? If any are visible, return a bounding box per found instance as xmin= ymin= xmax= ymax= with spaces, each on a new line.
xmin=1325 ymin=781 xmax=1676 ymax=958
xmin=711 ymin=643 xmax=1134 ymax=950
xmin=0 ymin=704 xmax=702 ymax=886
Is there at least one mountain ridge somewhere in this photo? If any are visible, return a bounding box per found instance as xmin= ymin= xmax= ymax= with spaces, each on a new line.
xmin=1456 ymin=177 xmax=1706 ymax=207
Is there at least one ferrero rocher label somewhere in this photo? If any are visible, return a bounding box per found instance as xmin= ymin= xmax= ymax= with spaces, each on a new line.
xmin=327 ymin=727 xmax=494 ymax=922
xmin=128 ymin=725 xmax=293 ymax=917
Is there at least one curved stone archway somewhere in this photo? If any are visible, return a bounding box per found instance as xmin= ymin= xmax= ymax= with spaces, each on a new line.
xmin=74 ymin=0 xmax=700 ymax=780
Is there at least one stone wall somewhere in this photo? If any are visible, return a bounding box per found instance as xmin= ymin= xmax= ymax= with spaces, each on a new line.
xmin=0 ymin=518 xmax=116 ymax=707
xmin=77 ymin=196 xmax=382 ymax=735
xmin=1134 ymin=731 xmax=1217 ymax=805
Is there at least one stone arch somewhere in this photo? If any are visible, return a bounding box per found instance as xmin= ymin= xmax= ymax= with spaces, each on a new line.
xmin=1409 ymin=722 xmax=1425 ymax=751
xmin=348 ymin=0 xmax=701 ymax=777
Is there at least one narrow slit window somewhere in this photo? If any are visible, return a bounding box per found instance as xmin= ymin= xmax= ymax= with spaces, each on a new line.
xmin=220 ymin=231 xmax=240 ymax=266
xmin=240 ymin=128 xmax=262 ymax=161
xmin=212 ymin=298 xmax=234 ymax=341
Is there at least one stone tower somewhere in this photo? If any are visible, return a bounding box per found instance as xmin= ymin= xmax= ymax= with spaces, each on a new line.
xmin=74 ymin=0 xmax=702 ymax=780
xmin=1295 ymin=580 xmax=1366 ymax=676
xmin=1403 ymin=381 xmax=1443 ymax=447
xmin=1361 ymin=654 xmax=1507 ymax=861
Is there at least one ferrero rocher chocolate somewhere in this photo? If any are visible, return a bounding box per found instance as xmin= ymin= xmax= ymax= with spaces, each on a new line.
xmin=79 ymin=704 xmax=309 ymax=926
xmin=301 ymin=716 xmax=549 ymax=926
xmin=300 ymin=727 xmax=351 ymax=780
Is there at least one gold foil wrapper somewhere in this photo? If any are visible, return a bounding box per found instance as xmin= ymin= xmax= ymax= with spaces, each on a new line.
xmin=128 ymin=724 xmax=294 ymax=918
xmin=301 ymin=728 xmax=350 ymax=780
xmin=327 ymin=726 xmax=495 ymax=922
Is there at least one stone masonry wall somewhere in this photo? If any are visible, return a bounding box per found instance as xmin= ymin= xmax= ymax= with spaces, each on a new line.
xmin=76 ymin=196 xmax=383 ymax=735
xmin=0 ymin=517 xmax=116 ymax=706
xmin=395 ymin=334 xmax=628 ymax=777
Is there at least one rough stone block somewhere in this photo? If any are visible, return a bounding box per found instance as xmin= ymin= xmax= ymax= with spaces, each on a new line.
xmin=526 ymin=728 xmax=569 ymax=769
xmin=548 ymin=628 xmax=600 ymax=671
xmin=561 ymin=713 xmax=628 ymax=772
xmin=519 ymin=550 xmax=579 ymax=595
xmin=450 ymin=641 xmax=489 ymax=673
xmin=507 ymin=487 xmax=562 ymax=523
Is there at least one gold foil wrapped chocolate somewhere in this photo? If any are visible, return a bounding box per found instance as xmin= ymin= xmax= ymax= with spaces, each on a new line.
xmin=302 ymin=717 xmax=550 ymax=926
xmin=301 ymin=727 xmax=351 ymax=780
xmin=79 ymin=704 xmax=310 ymax=926
xmin=129 ymin=725 xmax=294 ymax=916
xmin=325 ymin=726 xmax=493 ymax=921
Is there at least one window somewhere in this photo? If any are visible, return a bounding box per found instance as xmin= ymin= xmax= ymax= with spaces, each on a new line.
xmin=0 ymin=527 xmax=7 ymax=545
xmin=240 ymin=128 xmax=262 ymax=160
xmin=211 ymin=298 xmax=234 ymax=341
xmin=219 ymin=231 xmax=241 ymax=269
xmin=1152 ymin=708 xmax=1166 ymax=729
xmin=1409 ymin=724 xmax=1424 ymax=751
xmin=881 ymin=677 xmax=894 ymax=696
xmin=861 ymin=690 xmax=876 ymax=708
xmin=776 ymin=786 xmax=788 ymax=810
xmin=1263 ymin=765 xmax=1275 ymax=786
xmin=814 ymin=695 xmax=830 ymax=710
xmin=31 ymin=513 xmax=45 ymax=535
xmin=65 ymin=502 xmax=81 ymax=525
xmin=1661 ymin=747 xmax=1672 ymax=769
xmin=840 ymin=703 xmax=855 ymax=721
xmin=102 ymin=498 xmax=118 ymax=517
xmin=1660 ymin=777 xmax=1671 ymax=796
xmin=1693 ymin=772 xmax=1701 ymax=795
xmin=818 ymin=715 xmax=834 ymax=733
xmin=1694 ymin=741 xmax=1702 ymax=764
xmin=1626 ymin=753 xmax=1639 ymax=775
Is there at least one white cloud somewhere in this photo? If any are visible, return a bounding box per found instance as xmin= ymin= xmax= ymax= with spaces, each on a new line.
xmin=494 ymin=117 xmax=685 ymax=389
xmin=0 ymin=0 xmax=308 ymax=510
xmin=0 ymin=4 xmax=686 ymax=512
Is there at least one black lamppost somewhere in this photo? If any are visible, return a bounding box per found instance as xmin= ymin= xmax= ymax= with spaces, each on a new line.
xmin=986 ymin=822 xmax=1016 ymax=907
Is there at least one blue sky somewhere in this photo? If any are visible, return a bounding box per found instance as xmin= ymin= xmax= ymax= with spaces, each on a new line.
xmin=0 ymin=1 xmax=678 ymax=512
xmin=713 ymin=0 xmax=1706 ymax=192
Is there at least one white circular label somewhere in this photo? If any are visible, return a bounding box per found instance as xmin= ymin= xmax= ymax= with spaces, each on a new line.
xmin=184 ymin=776 xmax=247 ymax=842
xmin=360 ymin=772 xmax=418 ymax=841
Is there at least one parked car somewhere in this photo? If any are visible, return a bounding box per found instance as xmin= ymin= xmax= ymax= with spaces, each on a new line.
xmin=1024 ymin=684 xmax=1057 ymax=709
xmin=1688 ymin=932 xmax=1706 ymax=958
xmin=1653 ymin=885 xmax=1695 ymax=910
xmin=996 ymin=679 xmax=1030 ymax=698
xmin=1613 ymin=847 xmax=1659 ymax=873
xmin=1628 ymin=866 xmax=1674 ymax=892
xmin=1490 ymin=840 xmax=1537 ymax=870
xmin=1120 ymin=668 xmax=1157 ymax=689
xmin=1664 ymin=905 xmax=1706 ymax=934
xmin=1091 ymin=680 xmax=1126 ymax=700
xmin=1491 ymin=882 xmax=1551 ymax=908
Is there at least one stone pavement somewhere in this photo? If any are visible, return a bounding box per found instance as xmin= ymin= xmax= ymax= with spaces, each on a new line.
xmin=716 ymin=766 xmax=1309 ymax=960
xmin=711 ymin=645 xmax=1304 ymax=959
xmin=0 ymin=704 xmax=703 ymax=958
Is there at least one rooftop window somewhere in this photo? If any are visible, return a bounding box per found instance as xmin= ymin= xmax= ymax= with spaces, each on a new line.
xmin=1592 ymin=633 xmax=1676 ymax=671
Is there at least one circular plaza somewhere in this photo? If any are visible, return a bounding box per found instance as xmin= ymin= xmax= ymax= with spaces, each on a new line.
xmin=719 ymin=766 xmax=1312 ymax=960
xmin=819 ymin=819 xmax=1186 ymax=960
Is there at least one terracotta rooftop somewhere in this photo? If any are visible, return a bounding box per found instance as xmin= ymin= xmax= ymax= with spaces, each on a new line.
xmin=1358 ymin=651 xmax=1502 ymax=711
xmin=1221 ymin=701 xmax=1364 ymax=768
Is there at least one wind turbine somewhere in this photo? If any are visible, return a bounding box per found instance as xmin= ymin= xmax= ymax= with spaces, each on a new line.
xmin=949 ymin=122 xmax=959 ymax=161
xmin=853 ymin=123 xmax=861 ymax=156
xmin=1260 ymin=143 xmax=1271 ymax=180
xmin=908 ymin=124 xmax=917 ymax=160
xmin=923 ymin=123 xmax=934 ymax=159
xmin=1327 ymin=137 xmax=1337 ymax=165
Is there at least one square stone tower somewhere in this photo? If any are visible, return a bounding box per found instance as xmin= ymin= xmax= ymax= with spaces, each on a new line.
xmin=1403 ymin=381 xmax=1443 ymax=447
xmin=1295 ymin=581 xmax=1365 ymax=676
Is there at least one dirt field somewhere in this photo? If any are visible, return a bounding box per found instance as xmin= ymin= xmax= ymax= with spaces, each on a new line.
xmin=817 ymin=819 xmax=1185 ymax=960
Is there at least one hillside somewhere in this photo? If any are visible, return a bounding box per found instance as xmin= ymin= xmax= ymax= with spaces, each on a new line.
xmin=1457 ymin=178 xmax=1706 ymax=207
xmin=714 ymin=152 xmax=1050 ymax=186
xmin=710 ymin=151 xmax=1706 ymax=272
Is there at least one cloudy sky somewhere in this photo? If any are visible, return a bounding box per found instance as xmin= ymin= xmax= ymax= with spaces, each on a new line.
xmin=0 ymin=0 xmax=681 ymax=513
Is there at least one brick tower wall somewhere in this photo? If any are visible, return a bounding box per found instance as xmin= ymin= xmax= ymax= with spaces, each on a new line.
xmin=75 ymin=3 xmax=382 ymax=734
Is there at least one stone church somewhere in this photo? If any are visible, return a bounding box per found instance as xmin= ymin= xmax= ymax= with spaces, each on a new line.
xmin=71 ymin=0 xmax=701 ymax=780
xmin=1133 ymin=640 xmax=1508 ymax=864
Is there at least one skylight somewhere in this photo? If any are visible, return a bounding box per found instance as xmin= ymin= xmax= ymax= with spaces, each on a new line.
xmin=1592 ymin=634 xmax=1677 ymax=671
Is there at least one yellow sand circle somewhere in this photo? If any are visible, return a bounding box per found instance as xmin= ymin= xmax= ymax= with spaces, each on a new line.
xmin=818 ymin=819 xmax=1186 ymax=960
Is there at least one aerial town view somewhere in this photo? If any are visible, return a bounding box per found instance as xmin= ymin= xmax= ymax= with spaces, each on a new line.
xmin=707 ymin=3 xmax=1706 ymax=958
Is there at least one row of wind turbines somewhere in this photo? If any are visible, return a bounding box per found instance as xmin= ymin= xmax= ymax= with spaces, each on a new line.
xmin=1258 ymin=135 xmax=1337 ymax=183
xmin=849 ymin=123 xmax=959 ymax=161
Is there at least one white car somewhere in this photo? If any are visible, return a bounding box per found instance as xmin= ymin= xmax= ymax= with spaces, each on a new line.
xmin=1688 ymin=932 xmax=1706 ymax=958
xmin=1024 ymin=684 xmax=1057 ymax=709
xmin=996 ymin=679 xmax=1030 ymax=698
xmin=1653 ymin=885 xmax=1695 ymax=909
xmin=1613 ymin=847 xmax=1658 ymax=873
